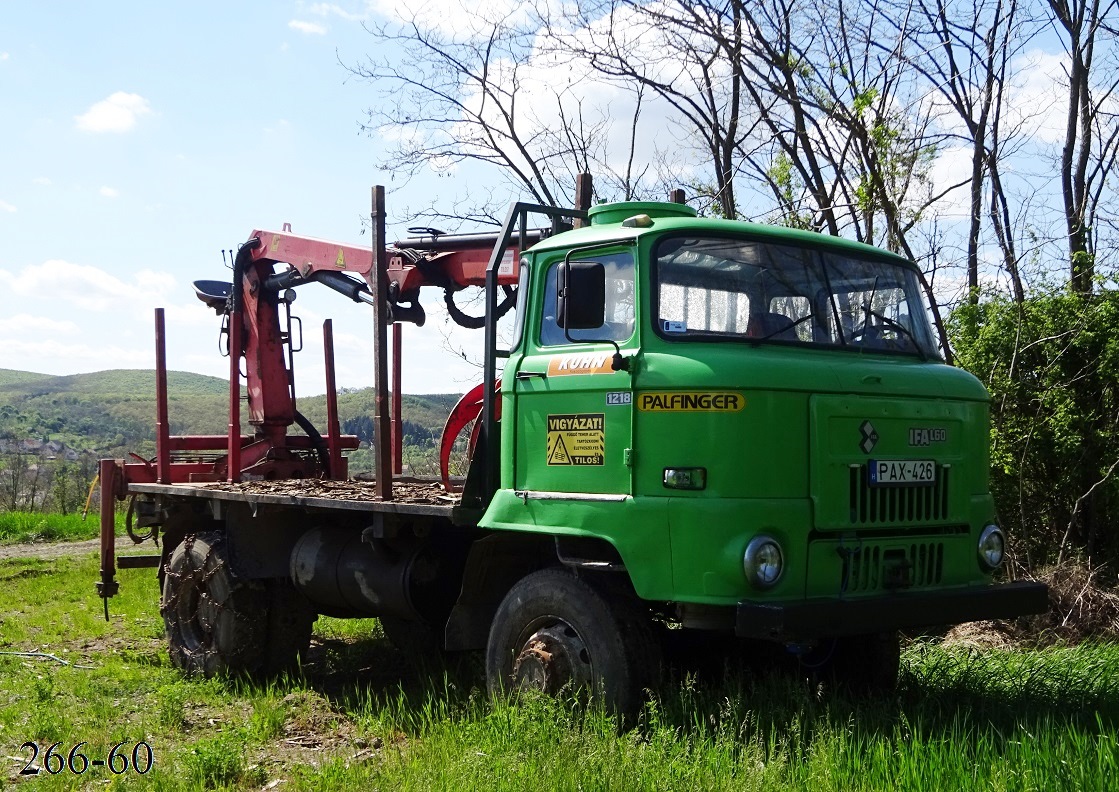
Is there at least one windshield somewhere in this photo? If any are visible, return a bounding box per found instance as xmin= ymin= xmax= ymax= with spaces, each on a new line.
xmin=654 ymin=236 xmax=941 ymax=359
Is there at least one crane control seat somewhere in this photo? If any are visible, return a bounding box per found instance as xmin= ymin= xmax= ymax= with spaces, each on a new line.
xmin=193 ymin=280 xmax=233 ymax=313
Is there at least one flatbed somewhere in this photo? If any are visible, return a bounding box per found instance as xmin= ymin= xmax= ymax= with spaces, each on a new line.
xmin=128 ymin=479 xmax=457 ymax=517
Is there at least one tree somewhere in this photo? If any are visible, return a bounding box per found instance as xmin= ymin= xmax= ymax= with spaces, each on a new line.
xmin=1044 ymin=0 xmax=1119 ymax=292
xmin=547 ymin=1 xmax=961 ymax=253
xmin=539 ymin=0 xmax=756 ymax=218
xmin=51 ymin=461 xmax=77 ymax=515
xmin=887 ymin=0 xmax=1036 ymax=304
xmin=541 ymin=0 xmax=958 ymax=356
xmin=349 ymin=5 xmax=661 ymax=224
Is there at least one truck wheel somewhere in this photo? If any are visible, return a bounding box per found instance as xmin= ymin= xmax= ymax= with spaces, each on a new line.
xmin=262 ymin=580 xmax=316 ymax=675
xmin=161 ymin=532 xmax=267 ymax=676
xmin=805 ymin=631 xmax=900 ymax=695
xmin=486 ymin=569 xmax=656 ymax=719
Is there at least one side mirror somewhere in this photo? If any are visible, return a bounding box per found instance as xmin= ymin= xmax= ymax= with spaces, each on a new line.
xmin=557 ymin=261 xmax=606 ymax=331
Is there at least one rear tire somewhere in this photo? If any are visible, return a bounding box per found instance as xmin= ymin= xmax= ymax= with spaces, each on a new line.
xmin=486 ymin=569 xmax=658 ymax=720
xmin=161 ymin=532 xmax=267 ymax=676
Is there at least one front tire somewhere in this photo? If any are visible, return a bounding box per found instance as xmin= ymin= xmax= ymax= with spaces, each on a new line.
xmin=485 ymin=569 xmax=658 ymax=719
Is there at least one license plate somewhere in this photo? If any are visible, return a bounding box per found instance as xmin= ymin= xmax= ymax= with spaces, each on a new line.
xmin=869 ymin=459 xmax=935 ymax=486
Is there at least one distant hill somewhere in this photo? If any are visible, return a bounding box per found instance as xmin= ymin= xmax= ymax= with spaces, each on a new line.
xmin=0 ymin=369 xmax=229 ymax=398
xmin=0 ymin=369 xmax=459 ymax=463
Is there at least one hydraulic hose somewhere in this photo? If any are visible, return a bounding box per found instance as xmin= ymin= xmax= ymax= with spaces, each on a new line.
xmin=294 ymin=410 xmax=331 ymax=473
xmin=231 ymin=237 xmax=261 ymax=316
xmin=444 ymin=285 xmax=517 ymax=329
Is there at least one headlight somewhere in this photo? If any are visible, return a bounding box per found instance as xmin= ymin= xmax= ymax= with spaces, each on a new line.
xmin=978 ymin=524 xmax=1005 ymax=570
xmin=744 ymin=535 xmax=784 ymax=589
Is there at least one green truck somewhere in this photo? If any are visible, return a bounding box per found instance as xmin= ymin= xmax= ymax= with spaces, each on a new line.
xmin=97 ymin=186 xmax=1048 ymax=715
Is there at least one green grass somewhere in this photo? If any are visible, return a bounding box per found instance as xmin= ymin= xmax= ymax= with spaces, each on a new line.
xmin=0 ymin=511 xmax=126 ymax=544
xmin=1 ymin=551 xmax=1117 ymax=790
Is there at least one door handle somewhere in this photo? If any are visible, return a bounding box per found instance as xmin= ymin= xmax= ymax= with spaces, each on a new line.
xmin=515 ymin=370 xmax=547 ymax=380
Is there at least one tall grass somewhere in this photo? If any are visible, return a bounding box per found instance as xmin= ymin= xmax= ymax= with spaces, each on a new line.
xmin=0 ymin=510 xmax=118 ymax=543
xmin=1 ymin=551 xmax=1117 ymax=790
xmin=337 ymin=644 xmax=1119 ymax=791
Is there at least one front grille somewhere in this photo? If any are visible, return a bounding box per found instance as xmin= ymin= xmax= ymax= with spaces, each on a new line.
xmin=840 ymin=541 xmax=945 ymax=592
xmin=849 ymin=464 xmax=950 ymax=524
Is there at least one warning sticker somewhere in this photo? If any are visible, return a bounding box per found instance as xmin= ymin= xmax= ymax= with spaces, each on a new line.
xmin=637 ymin=392 xmax=745 ymax=412
xmin=547 ymin=413 xmax=605 ymax=465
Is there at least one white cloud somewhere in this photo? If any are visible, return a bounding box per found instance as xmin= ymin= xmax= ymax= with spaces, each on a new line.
xmin=0 ymin=313 xmax=80 ymax=335
xmin=925 ymin=145 xmax=975 ymax=218
xmin=288 ymin=19 xmax=328 ymax=34
xmin=161 ymin=300 xmax=220 ymax=329
xmin=1007 ymin=50 xmax=1068 ymax=145
xmin=75 ymin=92 xmax=152 ymax=133
xmin=0 ymin=52 xmax=9 ymax=61
xmin=313 ymin=0 xmax=530 ymax=35
xmin=99 ymin=186 xmax=119 ymax=198
xmin=394 ymin=0 xmax=529 ymax=34
xmin=430 ymin=6 xmax=685 ymax=187
xmin=0 ymin=200 xmax=15 ymax=213
xmin=134 ymin=270 xmax=177 ymax=293
xmin=5 ymin=338 xmax=151 ymax=372
xmin=310 ymin=2 xmax=371 ymax=22
xmin=0 ymin=260 xmax=211 ymax=378
xmin=10 ymin=259 xmax=176 ymax=313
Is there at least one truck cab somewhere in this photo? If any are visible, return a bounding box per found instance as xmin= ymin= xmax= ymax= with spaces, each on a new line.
xmin=479 ymin=201 xmax=1044 ymax=676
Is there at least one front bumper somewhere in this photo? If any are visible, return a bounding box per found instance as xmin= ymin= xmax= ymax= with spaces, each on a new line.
xmin=735 ymin=580 xmax=1049 ymax=641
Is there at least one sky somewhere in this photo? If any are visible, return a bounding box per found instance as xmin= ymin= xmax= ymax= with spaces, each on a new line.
xmin=0 ymin=2 xmax=1083 ymax=395
xmin=0 ymin=1 xmax=500 ymax=395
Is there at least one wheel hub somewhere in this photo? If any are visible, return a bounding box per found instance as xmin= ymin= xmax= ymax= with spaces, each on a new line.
xmin=511 ymin=623 xmax=591 ymax=694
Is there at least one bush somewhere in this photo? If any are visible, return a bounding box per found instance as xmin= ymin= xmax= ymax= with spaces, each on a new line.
xmin=949 ymin=289 xmax=1119 ymax=566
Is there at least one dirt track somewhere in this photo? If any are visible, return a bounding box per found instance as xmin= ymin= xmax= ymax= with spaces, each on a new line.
xmin=0 ymin=536 xmax=145 ymax=561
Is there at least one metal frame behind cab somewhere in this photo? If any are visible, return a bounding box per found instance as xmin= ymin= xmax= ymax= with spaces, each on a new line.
xmin=480 ymin=202 xmax=588 ymax=503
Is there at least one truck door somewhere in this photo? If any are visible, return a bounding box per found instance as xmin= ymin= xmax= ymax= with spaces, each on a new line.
xmin=512 ymin=249 xmax=636 ymax=495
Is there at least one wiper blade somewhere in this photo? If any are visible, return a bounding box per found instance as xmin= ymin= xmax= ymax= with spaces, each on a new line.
xmin=749 ymin=313 xmax=814 ymax=344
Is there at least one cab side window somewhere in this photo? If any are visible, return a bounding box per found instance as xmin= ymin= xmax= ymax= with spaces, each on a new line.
xmin=539 ymin=251 xmax=635 ymax=347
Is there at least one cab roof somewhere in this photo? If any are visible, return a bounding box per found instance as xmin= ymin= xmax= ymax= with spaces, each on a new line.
xmin=528 ymin=201 xmax=915 ymax=268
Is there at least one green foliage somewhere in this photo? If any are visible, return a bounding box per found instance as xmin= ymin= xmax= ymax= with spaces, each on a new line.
xmin=852 ymin=87 xmax=878 ymax=115
xmin=949 ymin=289 xmax=1119 ymax=564
xmin=0 ymin=369 xmax=458 ymax=456
xmin=765 ymin=153 xmax=816 ymax=231
xmin=0 ymin=369 xmax=230 ymax=457
xmin=186 ymin=733 xmax=256 ymax=787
